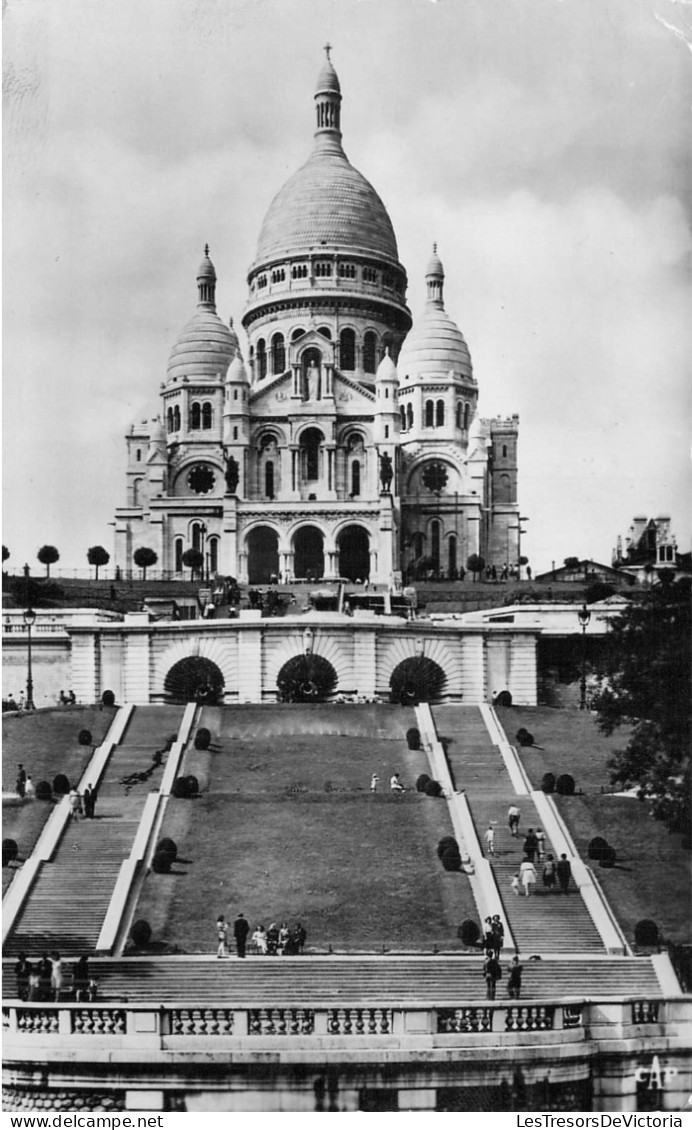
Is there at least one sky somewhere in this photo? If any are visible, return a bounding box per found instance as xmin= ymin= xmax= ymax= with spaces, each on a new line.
xmin=3 ymin=0 xmax=691 ymax=576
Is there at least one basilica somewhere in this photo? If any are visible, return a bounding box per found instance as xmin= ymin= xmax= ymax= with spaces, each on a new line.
xmin=114 ymin=51 xmax=520 ymax=586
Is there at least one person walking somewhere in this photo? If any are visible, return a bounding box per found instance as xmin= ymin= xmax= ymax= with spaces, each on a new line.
xmin=216 ymin=915 xmax=228 ymax=958
xmin=507 ymin=956 xmax=523 ymax=999
xmin=83 ymin=785 xmax=94 ymax=819
xmin=234 ymin=912 xmax=250 ymax=958
xmin=16 ymin=764 xmax=26 ymax=799
xmin=519 ymin=857 xmax=537 ymax=897
xmin=535 ymin=827 xmax=546 ymax=861
xmin=483 ymin=951 xmax=502 ymax=1000
xmin=542 ymin=853 xmax=557 ymax=891
xmin=370 ymin=773 xmax=380 ymax=793
xmin=482 ymin=917 xmax=495 ymax=954
xmin=24 ymin=774 xmax=35 ymax=800
xmin=49 ymin=952 xmax=64 ymax=1001
xmin=484 ymin=824 xmax=495 ymax=856
xmin=523 ymin=828 xmax=539 ymax=863
xmin=557 ymin=854 xmax=572 ymax=895
xmin=14 ymin=953 xmax=32 ymax=1001
xmin=491 ymin=915 xmax=505 ymax=957
xmin=507 ymin=804 xmax=520 ymax=837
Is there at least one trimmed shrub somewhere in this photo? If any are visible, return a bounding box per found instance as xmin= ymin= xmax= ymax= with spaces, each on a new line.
xmin=130 ymin=919 xmax=152 ymax=948
xmin=441 ymin=846 xmax=462 ymax=872
xmin=541 ymin=772 xmax=556 ymax=794
xmin=406 ymin=727 xmax=421 ymax=751
xmin=52 ymin=774 xmax=70 ymax=796
xmin=458 ymin=919 xmax=480 ymax=947
xmin=194 ymin=728 xmax=211 ymax=751
xmin=101 ymin=690 xmax=115 ymax=707
xmin=2 ymin=839 xmax=18 ymax=866
xmin=588 ymin=836 xmax=609 ymax=862
xmin=556 ymin=773 xmax=575 ymax=796
xmin=634 ymin=919 xmax=659 ymax=947
xmin=599 ymin=844 xmax=616 ymax=868
xmin=437 ymin=836 xmax=458 ymax=859
xmin=152 ymin=849 xmax=174 ymax=874
xmin=78 ymin=729 xmax=92 ymax=746
xmin=35 ymin=780 xmax=52 ymax=801
xmin=416 ymin=773 xmax=431 ymax=793
xmin=516 ymin=729 xmax=535 ymax=747
xmin=157 ymin=838 xmax=178 ymax=860
xmin=495 ymin=690 xmax=512 ymax=707
xmin=424 ymin=778 xmax=443 ymax=797
xmin=171 ymin=776 xmax=199 ymax=798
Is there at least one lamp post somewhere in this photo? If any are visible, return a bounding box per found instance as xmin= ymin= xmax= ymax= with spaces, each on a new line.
xmin=578 ymin=603 xmax=591 ymax=710
xmin=509 ymin=516 xmax=529 ymax=579
xmin=23 ymin=564 xmax=36 ymax=710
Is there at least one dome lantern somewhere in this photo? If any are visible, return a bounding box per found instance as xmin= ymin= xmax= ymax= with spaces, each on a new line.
xmin=314 ymin=44 xmax=343 ymax=154
xmin=426 ymin=243 xmax=445 ymax=307
xmin=197 ymin=244 xmax=217 ymax=309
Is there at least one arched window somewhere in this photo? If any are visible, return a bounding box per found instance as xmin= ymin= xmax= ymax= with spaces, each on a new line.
xmin=456 ymin=403 xmax=462 ymax=429
xmin=190 ymin=402 xmax=201 ymax=430
xmin=300 ymin=428 xmax=322 ymax=482
xmin=174 ymin=538 xmax=184 ymax=573
xmin=351 ymin=459 xmax=361 ymax=497
xmin=340 ymin=328 xmax=356 ymax=370
xmin=173 ymin=406 xmax=181 ymax=432
xmin=167 ymin=408 xmax=174 ymax=432
xmin=317 ymin=326 xmax=332 ymax=339
xmin=411 ymin=532 xmax=425 ymax=559
xmin=436 ymin=399 xmax=445 ymax=427
xmin=431 ymin=520 xmax=441 ymax=574
xmin=400 ymin=406 xmax=406 ymax=430
xmin=406 ymin=403 xmax=413 ymax=430
xmin=265 ymin=461 xmax=275 ymax=499
xmin=448 ymin=535 xmax=457 ymax=579
xmin=192 ymin=523 xmax=204 ymax=553
xmin=463 ymin=403 xmax=470 ymax=430
xmin=208 ymin=537 xmax=219 ymax=574
xmin=291 ymin=327 xmax=305 ymax=341
xmin=425 ymin=400 xmax=434 ymax=428
xmin=271 ymin=333 xmax=285 ymax=374
xmin=502 ymin=444 xmax=508 ymax=458
xmin=363 ymin=331 xmax=377 ymax=374
xmin=256 ymin=339 xmax=267 ymax=381
xmin=202 ymin=402 xmax=213 ymax=429
xmin=136 ymin=449 xmax=141 ymax=462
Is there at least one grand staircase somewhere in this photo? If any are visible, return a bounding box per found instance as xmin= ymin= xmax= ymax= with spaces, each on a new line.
xmin=4 ymin=706 xmax=184 ymax=958
xmin=433 ymin=706 xmax=606 ymax=954
xmin=2 ymin=955 xmax=664 ymax=1005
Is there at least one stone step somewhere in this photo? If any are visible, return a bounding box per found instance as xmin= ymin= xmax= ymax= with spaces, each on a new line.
xmin=3 ymin=956 xmax=663 ymax=1005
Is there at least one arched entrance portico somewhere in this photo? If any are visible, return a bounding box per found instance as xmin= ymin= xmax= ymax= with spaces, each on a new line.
xmin=247 ymin=526 xmax=279 ymax=584
xmin=336 ymin=525 xmax=370 ymax=582
xmin=293 ymin=525 xmax=324 ymax=581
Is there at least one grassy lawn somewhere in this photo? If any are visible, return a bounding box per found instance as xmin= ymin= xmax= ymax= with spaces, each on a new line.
xmin=132 ymin=707 xmax=477 ymax=953
xmin=555 ymin=794 xmax=691 ymax=946
xmin=2 ymin=706 xmax=117 ymax=893
xmin=495 ymin=705 xmax=631 ymax=792
xmin=496 ymin=707 xmax=690 ymax=947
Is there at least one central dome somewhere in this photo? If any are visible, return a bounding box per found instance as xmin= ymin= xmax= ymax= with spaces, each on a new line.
xmin=254 ymin=150 xmax=399 ymax=265
xmin=252 ymin=52 xmax=399 ymax=268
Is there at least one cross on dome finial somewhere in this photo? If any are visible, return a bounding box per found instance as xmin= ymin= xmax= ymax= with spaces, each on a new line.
xmin=432 ymin=242 xmax=437 ymax=253
xmin=204 ymin=243 xmax=210 ymax=257
xmin=324 ymin=42 xmax=332 ymax=60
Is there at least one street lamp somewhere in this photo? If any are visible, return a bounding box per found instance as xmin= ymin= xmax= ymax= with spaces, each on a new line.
xmin=578 ymin=603 xmax=591 ymax=710
xmin=509 ymin=516 xmax=529 ymax=579
xmin=23 ymin=564 xmax=36 ymax=710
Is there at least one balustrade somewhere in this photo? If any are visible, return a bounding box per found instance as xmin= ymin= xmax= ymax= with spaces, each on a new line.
xmin=563 ymin=1005 xmax=583 ymax=1029
xmin=505 ymin=1005 xmax=555 ymax=1032
xmin=72 ymin=1009 xmax=126 ymax=1036
xmin=632 ymin=1000 xmax=660 ymax=1024
xmin=248 ymin=1008 xmax=315 ymax=1036
xmin=437 ymin=1007 xmax=492 ymax=1033
xmin=16 ymin=1008 xmax=60 ymax=1035
xmin=170 ymin=1008 xmax=234 ymax=1036
xmin=327 ymin=1007 xmax=393 ymax=1035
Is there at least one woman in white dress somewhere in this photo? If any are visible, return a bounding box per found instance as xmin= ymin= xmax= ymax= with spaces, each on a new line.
xmin=519 ymin=857 xmax=537 ymax=897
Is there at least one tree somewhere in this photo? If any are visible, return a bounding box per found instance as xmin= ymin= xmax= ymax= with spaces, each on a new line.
xmin=133 ymin=546 xmax=158 ymax=580
xmin=87 ymin=545 xmax=110 ymax=580
xmin=2 ymin=546 xmax=9 ymax=566
xmin=181 ymin=547 xmax=203 ymax=581
xmin=563 ymin=556 xmax=580 ymax=569
xmin=466 ymin=553 xmax=485 ymax=582
xmin=594 ymin=578 xmax=691 ymax=833
xmin=37 ymin=545 xmax=60 ymax=577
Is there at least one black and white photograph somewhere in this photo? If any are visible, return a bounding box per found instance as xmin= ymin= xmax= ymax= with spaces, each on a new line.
xmin=3 ymin=0 xmax=691 ymax=1118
